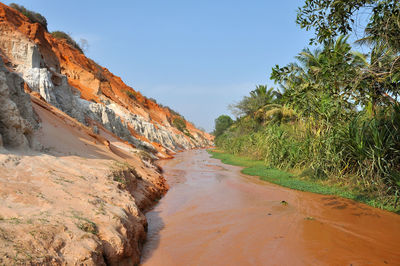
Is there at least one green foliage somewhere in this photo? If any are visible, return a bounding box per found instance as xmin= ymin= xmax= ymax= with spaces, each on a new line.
xmin=296 ymin=0 xmax=400 ymax=102
xmin=296 ymin=0 xmax=373 ymax=44
xmin=214 ymin=103 xmax=400 ymax=210
xmin=343 ymin=105 xmax=400 ymax=190
xmin=156 ymin=101 xmax=182 ymax=117
xmin=213 ymin=115 xmax=233 ymax=137
xmin=208 ymin=150 xmax=398 ymax=212
xmin=355 ymin=1 xmax=400 ymax=53
xmin=143 ymin=96 xmax=203 ymax=133
xmin=10 ymin=3 xmax=48 ymax=30
xmin=271 ymin=36 xmax=366 ymax=120
xmin=229 ymin=85 xmax=281 ymax=117
xmin=51 ymin=31 xmax=84 ymax=54
xmin=254 ymin=105 xmax=296 ymax=125
xmin=212 ymin=0 xmax=400 ymax=212
xmin=124 ymin=90 xmax=136 ymax=100
xmin=77 ymin=220 xmax=98 ymax=235
xmin=148 ymin=97 xmax=158 ymax=104
xmin=72 ymin=211 xmax=98 ymax=234
xmin=172 ymin=117 xmax=187 ymax=132
xmin=296 ymin=0 xmax=400 ymax=51
xmin=144 ymin=96 xmax=183 ymax=117
xmin=171 ymin=117 xmax=194 ymax=139
xmin=167 ymin=107 xmax=182 ymax=117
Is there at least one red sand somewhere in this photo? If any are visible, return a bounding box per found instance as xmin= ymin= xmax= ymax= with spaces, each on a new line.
xmin=142 ymin=150 xmax=400 ymax=265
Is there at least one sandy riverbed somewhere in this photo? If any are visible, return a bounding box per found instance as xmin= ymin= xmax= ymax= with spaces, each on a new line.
xmin=141 ymin=150 xmax=400 ymax=265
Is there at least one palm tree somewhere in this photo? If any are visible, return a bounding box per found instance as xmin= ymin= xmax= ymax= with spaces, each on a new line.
xmin=272 ymin=36 xmax=367 ymax=121
xmin=353 ymin=43 xmax=399 ymax=115
xmin=229 ymin=85 xmax=281 ymax=117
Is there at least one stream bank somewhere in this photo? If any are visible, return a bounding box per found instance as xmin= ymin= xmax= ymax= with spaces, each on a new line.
xmin=141 ymin=150 xmax=400 ymax=265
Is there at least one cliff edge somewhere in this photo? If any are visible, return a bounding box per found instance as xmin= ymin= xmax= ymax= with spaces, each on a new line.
xmin=0 ymin=3 xmax=212 ymax=265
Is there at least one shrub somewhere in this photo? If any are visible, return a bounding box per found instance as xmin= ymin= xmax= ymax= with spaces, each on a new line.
xmin=144 ymin=98 xmax=182 ymax=117
xmin=124 ymin=90 xmax=136 ymax=100
xmin=77 ymin=220 xmax=98 ymax=234
xmin=167 ymin=107 xmax=182 ymax=117
xmin=215 ymin=103 xmax=400 ymax=210
xmin=172 ymin=117 xmax=187 ymax=133
xmin=51 ymin=31 xmax=84 ymax=53
xmin=148 ymin=97 xmax=158 ymax=104
xmin=10 ymin=3 xmax=48 ymax=30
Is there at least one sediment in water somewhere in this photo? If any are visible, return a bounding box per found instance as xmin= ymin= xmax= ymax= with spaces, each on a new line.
xmin=141 ymin=150 xmax=400 ymax=265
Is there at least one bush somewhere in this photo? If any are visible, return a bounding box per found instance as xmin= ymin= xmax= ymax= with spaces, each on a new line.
xmin=171 ymin=117 xmax=195 ymax=138
xmin=145 ymin=98 xmax=182 ymax=117
xmin=343 ymin=105 xmax=400 ymax=191
xmin=10 ymin=3 xmax=48 ymax=30
xmin=148 ymin=97 xmax=158 ymax=104
xmin=124 ymin=90 xmax=136 ymax=100
xmin=51 ymin=31 xmax=84 ymax=53
xmin=215 ymin=104 xmax=400 ymax=210
xmin=172 ymin=117 xmax=187 ymax=132
xmin=167 ymin=107 xmax=182 ymax=117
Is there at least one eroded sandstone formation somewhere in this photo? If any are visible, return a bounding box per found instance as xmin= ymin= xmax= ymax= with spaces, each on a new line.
xmin=0 ymin=2 xmax=212 ymax=264
xmin=0 ymin=2 xmax=213 ymax=156
xmin=0 ymin=57 xmax=37 ymax=149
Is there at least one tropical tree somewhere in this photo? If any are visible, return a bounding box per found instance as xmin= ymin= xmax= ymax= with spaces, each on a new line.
xmin=212 ymin=0 xmax=400 ymax=210
xmin=213 ymin=115 xmax=233 ymax=137
xmin=229 ymin=85 xmax=280 ymax=117
xmin=296 ymin=0 xmax=400 ymax=106
xmin=296 ymin=0 xmax=399 ymax=48
xmin=271 ymin=36 xmax=366 ymax=121
xmin=352 ymin=44 xmax=399 ymax=114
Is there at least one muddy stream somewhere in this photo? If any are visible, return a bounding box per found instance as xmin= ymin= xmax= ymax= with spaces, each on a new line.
xmin=141 ymin=150 xmax=400 ymax=265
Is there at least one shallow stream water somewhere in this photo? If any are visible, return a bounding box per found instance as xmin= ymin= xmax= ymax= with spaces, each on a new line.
xmin=141 ymin=150 xmax=400 ymax=265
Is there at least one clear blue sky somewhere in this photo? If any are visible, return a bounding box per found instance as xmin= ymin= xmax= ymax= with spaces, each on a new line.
xmin=4 ymin=0 xmax=315 ymax=132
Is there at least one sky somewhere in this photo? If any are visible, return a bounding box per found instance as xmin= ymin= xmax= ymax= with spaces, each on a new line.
xmin=4 ymin=0 xmax=316 ymax=132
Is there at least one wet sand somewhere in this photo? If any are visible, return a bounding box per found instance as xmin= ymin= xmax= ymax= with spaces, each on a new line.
xmin=141 ymin=150 xmax=400 ymax=265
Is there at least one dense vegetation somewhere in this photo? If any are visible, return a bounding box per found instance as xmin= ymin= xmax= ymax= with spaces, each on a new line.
xmin=213 ymin=115 xmax=233 ymax=137
xmin=51 ymin=31 xmax=84 ymax=54
xmin=10 ymin=3 xmax=48 ymax=30
xmin=208 ymin=150 xmax=382 ymax=207
xmin=214 ymin=0 xmax=400 ymax=211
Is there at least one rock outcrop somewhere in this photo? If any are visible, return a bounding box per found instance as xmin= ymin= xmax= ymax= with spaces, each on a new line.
xmin=0 ymin=2 xmax=213 ymax=156
xmin=0 ymin=57 xmax=37 ymax=149
xmin=0 ymin=96 xmax=168 ymax=264
xmin=0 ymin=2 xmax=213 ymax=265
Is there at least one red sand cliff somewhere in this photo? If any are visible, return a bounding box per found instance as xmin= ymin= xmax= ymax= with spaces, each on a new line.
xmin=0 ymin=2 xmax=213 ymax=154
xmin=0 ymin=2 xmax=212 ymax=264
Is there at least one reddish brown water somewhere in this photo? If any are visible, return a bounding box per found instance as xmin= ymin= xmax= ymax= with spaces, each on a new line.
xmin=141 ymin=150 xmax=400 ymax=265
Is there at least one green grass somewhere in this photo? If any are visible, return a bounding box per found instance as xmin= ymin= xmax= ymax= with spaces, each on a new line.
xmin=208 ymin=149 xmax=399 ymax=213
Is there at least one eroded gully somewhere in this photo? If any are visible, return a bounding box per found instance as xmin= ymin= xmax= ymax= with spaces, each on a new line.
xmin=141 ymin=150 xmax=400 ymax=265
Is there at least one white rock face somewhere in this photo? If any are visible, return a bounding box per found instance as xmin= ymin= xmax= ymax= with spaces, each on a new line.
xmin=18 ymin=61 xmax=202 ymax=152
xmin=1 ymin=37 xmax=211 ymax=153
xmin=12 ymin=40 xmax=42 ymax=69
xmin=19 ymin=63 xmax=169 ymax=151
xmin=23 ymin=68 xmax=56 ymax=103
xmin=0 ymin=58 xmax=37 ymax=149
xmin=107 ymin=103 xmax=194 ymax=151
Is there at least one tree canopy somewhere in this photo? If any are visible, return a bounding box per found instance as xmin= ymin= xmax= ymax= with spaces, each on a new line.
xmin=228 ymin=85 xmax=281 ymax=117
xmin=213 ymin=115 xmax=233 ymax=137
xmin=213 ymin=0 xmax=400 ymax=210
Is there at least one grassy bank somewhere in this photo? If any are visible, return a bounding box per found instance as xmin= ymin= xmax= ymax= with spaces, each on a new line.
xmin=208 ymin=149 xmax=400 ymax=213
